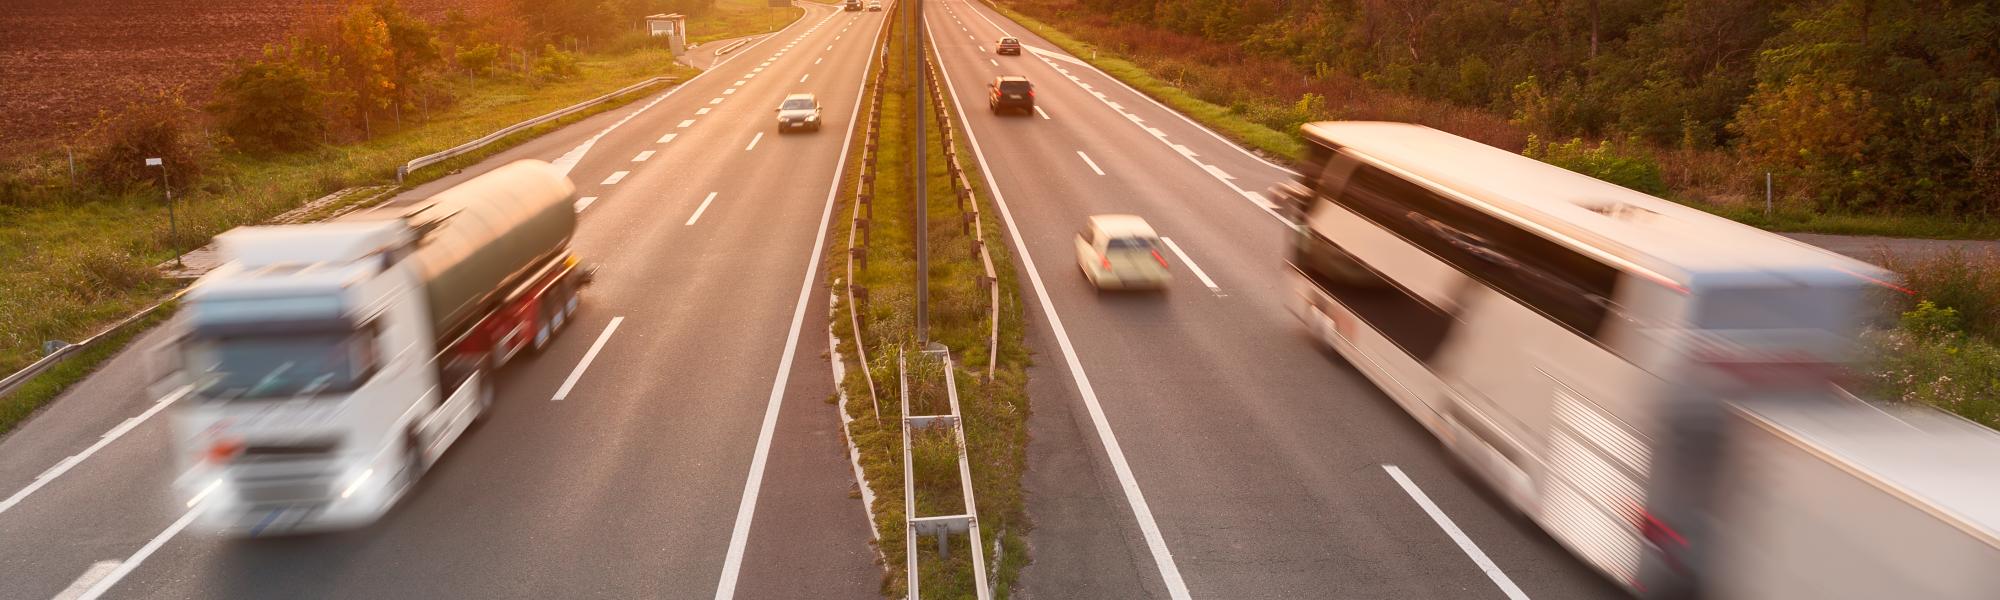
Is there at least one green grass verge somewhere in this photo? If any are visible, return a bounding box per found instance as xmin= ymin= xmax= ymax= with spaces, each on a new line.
xmin=0 ymin=50 xmax=698 ymax=382
xmin=983 ymin=2 xmax=1305 ymax=162
xmin=0 ymin=303 xmax=175 ymax=436
xmin=1700 ymin=205 xmax=2000 ymax=240
xmin=828 ymin=5 xmax=1031 ymax=596
xmin=688 ymin=0 xmax=807 ymax=45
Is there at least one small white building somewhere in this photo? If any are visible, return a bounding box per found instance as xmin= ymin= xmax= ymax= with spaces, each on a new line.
xmin=645 ymin=13 xmax=687 ymax=55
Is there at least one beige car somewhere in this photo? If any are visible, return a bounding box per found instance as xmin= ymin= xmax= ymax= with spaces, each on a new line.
xmin=1075 ymin=214 xmax=1171 ymax=290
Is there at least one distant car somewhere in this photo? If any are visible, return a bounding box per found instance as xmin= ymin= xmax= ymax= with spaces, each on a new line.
xmin=776 ymin=93 xmax=822 ymax=132
xmin=1075 ymin=215 xmax=1171 ymax=290
xmin=867 ymin=0 xmax=882 ymax=11
xmin=844 ymin=0 xmax=862 ymax=11
xmin=987 ymin=76 xmax=1033 ymax=115
xmin=996 ymin=37 xmax=1021 ymax=55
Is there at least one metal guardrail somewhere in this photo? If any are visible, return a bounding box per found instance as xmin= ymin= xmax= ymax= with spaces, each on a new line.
xmin=712 ymin=37 xmax=754 ymax=57
xmin=844 ymin=10 xmax=892 ymax=423
xmin=0 ymin=291 xmax=185 ymax=401
xmin=900 ymin=347 xmax=992 ymax=600
xmin=920 ymin=51 xmax=1002 ymax=380
xmin=396 ymin=75 xmax=677 ymax=183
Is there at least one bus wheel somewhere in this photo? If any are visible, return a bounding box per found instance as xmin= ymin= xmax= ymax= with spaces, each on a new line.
xmin=470 ymin=366 xmax=495 ymax=423
xmin=402 ymin=428 xmax=429 ymax=487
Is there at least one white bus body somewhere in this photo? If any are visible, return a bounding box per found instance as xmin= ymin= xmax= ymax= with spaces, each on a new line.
xmin=1272 ymin=122 xmax=1930 ymax=596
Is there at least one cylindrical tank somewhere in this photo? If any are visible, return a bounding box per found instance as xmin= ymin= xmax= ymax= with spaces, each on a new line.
xmin=408 ymin=160 xmax=577 ymax=339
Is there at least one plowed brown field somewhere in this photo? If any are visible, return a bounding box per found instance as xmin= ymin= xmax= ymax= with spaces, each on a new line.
xmin=0 ymin=0 xmax=500 ymax=158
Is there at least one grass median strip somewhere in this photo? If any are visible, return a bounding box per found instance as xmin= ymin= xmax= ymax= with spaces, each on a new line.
xmin=828 ymin=4 xmax=1031 ymax=596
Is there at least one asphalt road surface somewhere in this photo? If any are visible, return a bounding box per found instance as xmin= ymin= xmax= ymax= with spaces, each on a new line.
xmin=924 ymin=1 xmax=1624 ymax=598
xmin=0 ymin=3 xmax=891 ymax=599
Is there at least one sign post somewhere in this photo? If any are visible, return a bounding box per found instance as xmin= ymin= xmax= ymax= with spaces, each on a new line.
xmin=146 ymin=157 xmax=182 ymax=268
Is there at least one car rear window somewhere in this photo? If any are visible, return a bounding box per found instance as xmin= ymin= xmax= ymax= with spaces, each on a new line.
xmin=782 ymin=98 xmax=814 ymax=110
xmin=998 ymin=81 xmax=1031 ymax=93
xmin=1107 ymin=237 xmax=1156 ymax=252
xmin=1000 ymin=38 xmax=1018 ymax=44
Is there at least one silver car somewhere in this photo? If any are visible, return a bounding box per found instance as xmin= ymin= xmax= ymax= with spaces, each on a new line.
xmin=775 ymin=93 xmax=822 ymax=133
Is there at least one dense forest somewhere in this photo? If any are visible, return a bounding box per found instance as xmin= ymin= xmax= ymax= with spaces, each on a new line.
xmin=1013 ymin=0 xmax=1999 ymax=219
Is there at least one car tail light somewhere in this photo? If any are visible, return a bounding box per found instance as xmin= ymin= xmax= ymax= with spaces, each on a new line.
xmin=1152 ymin=249 xmax=1169 ymax=268
xmin=1099 ymin=255 xmax=1111 ymax=270
xmin=205 ymin=439 xmax=245 ymax=464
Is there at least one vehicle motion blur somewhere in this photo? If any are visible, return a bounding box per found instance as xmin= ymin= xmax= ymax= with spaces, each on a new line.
xmin=161 ymin=160 xmax=586 ymax=535
xmin=1271 ymin=122 xmax=2000 ymax=599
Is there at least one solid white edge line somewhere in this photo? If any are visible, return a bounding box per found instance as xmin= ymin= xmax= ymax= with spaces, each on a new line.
xmin=1383 ymin=465 xmax=1533 ymax=600
xmin=548 ymin=6 xmax=796 ymax=177
xmin=74 ymin=505 xmax=200 ymax=600
xmin=1021 ymin=50 xmax=1286 ymax=224
xmin=711 ymin=5 xmax=884 ymax=598
xmin=746 ymin=132 xmax=765 ymax=151
xmin=550 ymin=317 xmax=624 ymax=401
xmin=54 ymin=560 xmax=121 ymax=600
xmin=574 ymin=196 xmax=598 ymax=213
xmin=1158 ymin=237 xmax=1218 ymax=290
xmin=0 ymin=386 xmax=188 ymax=516
xmin=685 ymin=191 xmax=720 ymax=226
xmin=1076 ymin=150 xmax=1105 ymax=175
xmin=958 ymin=0 xmax=1299 ymax=177
xmin=926 ymin=18 xmax=1193 ymax=600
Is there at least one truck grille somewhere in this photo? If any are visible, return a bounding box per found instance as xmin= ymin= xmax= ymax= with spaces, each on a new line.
xmin=236 ymin=479 xmax=333 ymax=504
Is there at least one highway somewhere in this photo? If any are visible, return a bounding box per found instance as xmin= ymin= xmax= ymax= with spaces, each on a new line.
xmin=923 ymin=0 xmax=1623 ymax=598
xmin=0 ymin=3 xmax=888 ymax=599
xmin=0 ymin=1 xmax=1640 ymax=598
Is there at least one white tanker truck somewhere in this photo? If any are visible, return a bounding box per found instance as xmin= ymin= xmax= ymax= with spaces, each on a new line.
xmin=163 ymin=160 xmax=586 ymax=535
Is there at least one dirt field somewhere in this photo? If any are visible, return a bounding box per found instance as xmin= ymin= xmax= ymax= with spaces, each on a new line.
xmin=0 ymin=0 xmax=500 ymax=158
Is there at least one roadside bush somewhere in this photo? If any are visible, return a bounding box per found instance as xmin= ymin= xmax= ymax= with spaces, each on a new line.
xmin=534 ymin=44 xmax=581 ymax=81
xmin=1868 ymin=303 xmax=2000 ymax=429
xmin=456 ymin=42 xmax=503 ymax=77
xmin=1874 ymin=249 xmax=2000 ymax=342
xmin=1523 ymin=135 xmax=1668 ymax=196
xmin=213 ymin=54 xmax=328 ymax=155
xmin=82 ymin=91 xmax=210 ymax=193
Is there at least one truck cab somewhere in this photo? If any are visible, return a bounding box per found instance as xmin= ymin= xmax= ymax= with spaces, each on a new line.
xmin=169 ymin=221 xmax=483 ymax=534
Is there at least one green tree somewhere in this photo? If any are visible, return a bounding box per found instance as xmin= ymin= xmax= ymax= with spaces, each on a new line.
xmin=213 ymin=49 xmax=328 ymax=154
xmin=374 ymin=0 xmax=441 ymax=124
xmin=331 ymin=2 xmax=395 ymax=138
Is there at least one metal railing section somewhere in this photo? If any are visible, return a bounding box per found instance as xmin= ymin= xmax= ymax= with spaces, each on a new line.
xmin=397 ymin=76 xmax=676 ymax=183
xmin=901 ymin=346 xmax=992 ymax=600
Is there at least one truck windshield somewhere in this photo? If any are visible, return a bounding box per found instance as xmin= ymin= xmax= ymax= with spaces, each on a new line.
xmin=185 ymin=331 xmax=376 ymax=401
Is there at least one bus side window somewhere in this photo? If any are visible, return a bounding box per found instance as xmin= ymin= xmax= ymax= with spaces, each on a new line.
xmin=1317 ymin=150 xmax=1361 ymax=200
